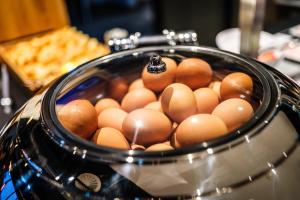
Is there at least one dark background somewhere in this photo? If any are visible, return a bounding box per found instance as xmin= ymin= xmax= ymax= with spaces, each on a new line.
xmin=65 ymin=0 xmax=300 ymax=46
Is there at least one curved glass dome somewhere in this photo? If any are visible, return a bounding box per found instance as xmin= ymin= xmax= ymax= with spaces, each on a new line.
xmin=42 ymin=46 xmax=278 ymax=160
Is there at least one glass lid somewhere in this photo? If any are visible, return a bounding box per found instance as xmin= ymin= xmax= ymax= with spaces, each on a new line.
xmin=43 ymin=46 xmax=275 ymax=159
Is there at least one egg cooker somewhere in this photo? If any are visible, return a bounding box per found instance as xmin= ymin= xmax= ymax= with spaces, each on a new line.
xmin=0 ymin=30 xmax=299 ymax=200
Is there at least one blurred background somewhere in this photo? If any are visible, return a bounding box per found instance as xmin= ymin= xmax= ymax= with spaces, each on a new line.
xmin=0 ymin=0 xmax=300 ymax=127
xmin=65 ymin=0 xmax=300 ymax=46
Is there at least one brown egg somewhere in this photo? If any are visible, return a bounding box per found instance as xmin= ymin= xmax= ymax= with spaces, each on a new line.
xmin=176 ymin=58 xmax=213 ymax=89
xmin=94 ymin=127 xmax=130 ymax=150
xmin=108 ymin=77 xmax=129 ymax=102
xmin=209 ymin=81 xmax=221 ymax=99
xmin=91 ymin=130 xmax=100 ymax=143
xmin=142 ymin=57 xmax=177 ymax=92
xmin=176 ymin=114 xmax=228 ymax=147
xmin=161 ymin=83 xmax=197 ymax=123
xmin=122 ymin=109 xmax=172 ymax=146
xmin=95 ymin=98 xmax=120 ymax=115
xmin=129 ymin=78 xmax=145 ymax=91
xmin=131 ymin=144 xmax=146 ymax=151
xmin=56 ymin=104 xmax=63 ymax=113
xmin=98 ymin=107 xmax=127 ymax=131
xmin=172 ymin=122 xmax=178 ymax=130
xmin=158 ymin=93 xmax=163 ymax=101
xmin=121 ymin=88 xmax=157 ymax=112
xmin=194 ymin=88 xmax=219 ymax=114
xmin=212 ymin=98 xmax=254 ymax=131
xmin=145 ymin=143 xmax=174 ymax=152
xmin=220 ymin=72 xmax=253 ymax=100
xmin=144 ymin=101 xmax=162 ymax=112
xmin=58 ymin=99 xmax=98 ymax=139
xmin=170 ymin=132 xmax=181 ymax=148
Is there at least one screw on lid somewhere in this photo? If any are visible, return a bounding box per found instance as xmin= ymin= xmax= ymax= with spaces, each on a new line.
xmin=75 ymin=173 xmax=101 ymax=192
xmin=147 ymin=54 xmax=166 ymax=74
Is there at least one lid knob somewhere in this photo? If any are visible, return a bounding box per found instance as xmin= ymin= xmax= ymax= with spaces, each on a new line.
xmin=147 ymin=54 xmax=166 ymax=74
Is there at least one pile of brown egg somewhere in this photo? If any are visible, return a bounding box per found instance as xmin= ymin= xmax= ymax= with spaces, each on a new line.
xmin=58 ymin=57 xmax=254 ymax=151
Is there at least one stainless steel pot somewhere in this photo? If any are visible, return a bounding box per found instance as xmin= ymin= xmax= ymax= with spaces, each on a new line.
xmin=0 ymin=36 xmax=299 ymax=199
